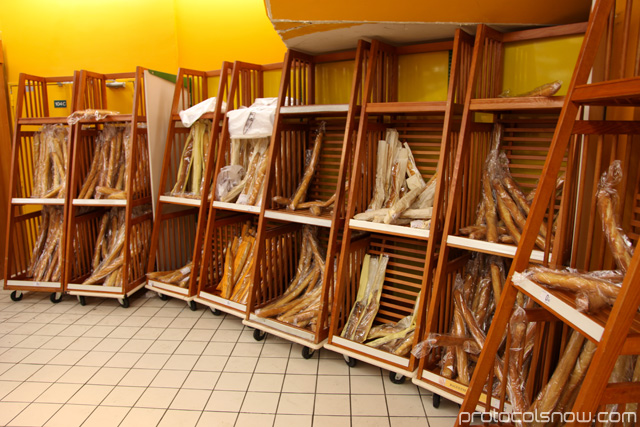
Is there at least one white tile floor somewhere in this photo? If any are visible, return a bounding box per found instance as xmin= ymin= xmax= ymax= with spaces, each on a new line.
xmin=0 ymin=290 xmax=460 ymax=426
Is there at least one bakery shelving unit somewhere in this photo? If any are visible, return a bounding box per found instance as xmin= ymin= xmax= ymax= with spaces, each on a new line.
xmin=325 ymin=32 xmax=475 ymax=382
xmin=413 ymin=22 xmax=588 ymax=409
xmin=195 ymin=61 xmax=282 ymax=317
xmin=242 ymin=43 xmax=370 ymax=356
xmin=458 ymin=0 xmax=640 ymax=424
xmin=64 ymin=67 xmax=153 ymax=307
xmin=145 ymin=64 xmax=232 ymax=310
xmin=3 ymin=73 xmax=77 ymax=303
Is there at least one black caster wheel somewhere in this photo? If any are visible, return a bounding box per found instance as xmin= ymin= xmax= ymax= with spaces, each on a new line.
xmin=389 ymin=371 xmax=406 ymax=384
xmin=50 ymin=292 xmax=63 ymax=303
xmin=158 ymin=293 xmax=168 ymax=301
xmin=78 ymin=295 xmax=86 ymax=306
xmin=301 ymin=347 xmax=315 ymax=359
xmin=252 ymin=329 xmax=266 ymax=341
xmin=119 ymin=296 xmax=130 ymax=308
xmin=344 ymin=356 xmax=357 ymax=367
xmin=433 ymin=393 xmax=441 ymax=408
xmin=210 ymin=307 xmax=222 ymax=316
xmin=189 ymin=300 xmax=197 ymax=311
xmin=10 ymin=291 xmax=23 ymax=302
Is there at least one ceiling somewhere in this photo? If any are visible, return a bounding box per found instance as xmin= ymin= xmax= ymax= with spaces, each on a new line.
xmin=263 ymin=0 xmax=592 ymax=53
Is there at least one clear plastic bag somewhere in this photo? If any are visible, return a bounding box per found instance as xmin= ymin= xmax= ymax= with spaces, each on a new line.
xmin=32 ymin=125 xmax=69 ymax=199
xmin=597 ymin=160 xmax=634 ymax=272
xmin=215 ymin=165 xmax=245 ymax=201
xmin=27 ymin=206 xmax=64 ymax=282
xmin=170 ymin=119 xmax=212 ymax=197
xmin=67 ymin=109 xmax=120 ymax=125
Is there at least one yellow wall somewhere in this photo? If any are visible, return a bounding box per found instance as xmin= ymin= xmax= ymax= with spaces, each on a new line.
xmin=0 ymin=0 xmax=286 ymax=116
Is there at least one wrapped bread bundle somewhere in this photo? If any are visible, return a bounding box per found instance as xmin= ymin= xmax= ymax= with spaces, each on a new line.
xmin=82 ymin=207 xmax=151 ymax=287
xmin=256 ymin=226 xmax=330 ymax=331
xmin=31 ymin=125 xmax=69 ymax=199
xmin=353 ymin=129 xmax=436 ymax=228
xmin=214 ymin=223 xmax=257 ymax=304
xmin=217 ymin=137 xmax=269 ymax=206
xmin=364 ymin=294 xmax=421 ymax=357
xmin=78 ymin=125 xmax=131 ymax=200
xmin=26 ymin=206 xmax=64 ymax=282
xmin=459 ymin=124 xmax=553 ymax=250
xmin=170 ymin=119 xmax=212 ymax=198
xmin=146 ymin=261 xmax=194 ymax=289
xmin=341 ymin=253 xmax=389 ymax=343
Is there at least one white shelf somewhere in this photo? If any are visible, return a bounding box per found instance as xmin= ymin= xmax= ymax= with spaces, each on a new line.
xmin=513 ymin=272 xmax=604 ymax=341
xmin=280 ymin=104 xmax=349 ymax=115
xmin=244 ymin=316 xmax=323 ymax=349
xmin=159 ymin=195 xmax=201 ymax=207
xmin=146 ymin=280 xmax=190 ymax=296
xmin=5 ymin=279 xmax=61 ymax=289
xmin=246 ymin=313 xmax=316 ymax=342
xmin=212 ymin=201 xmax=261 ymax=214
xmin=194 ymin=292 xmax=247 ymax=318
xmin=446 ymin=235 xmax=547 ymax=262
xmin=66 ymin=283 xmax=123 ymax=293
xmin=349 ymin=219 xmax=430 ymax=239
xmin=12 ymin=198 xmax=64 ymax=205
xmin=328 ymin=335 xmax=412 ymax=370
xmin=265 ymin=210 xmax=332 ymax=228
xmin=73 ymin=199 xmax=127 ymax=207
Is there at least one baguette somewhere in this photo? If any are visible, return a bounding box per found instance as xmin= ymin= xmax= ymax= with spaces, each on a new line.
xmin=289 ymin=129 xmax=323 ymax=210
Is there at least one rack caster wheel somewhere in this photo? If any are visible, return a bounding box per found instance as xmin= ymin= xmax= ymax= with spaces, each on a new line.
xmin=10 ymin=291 xmax=23 ymax=302
xmin=78 ymin=295 xmax=86 ymax=306
xmin=210 ymin=307 xmax=222 ymax=316
xmin=118 ymin=296 xmax=130 ymax=308
xmin=433 ymin=393 xmax=441 ymax=408
xmin=50 ymin=292 xmax=63 ymax=304
xmin=252 ymin=329 xmax=266 ymax=341
xmin=302 ymin=347 xmax=315 ymax=359
xmin=188 ymin=300 xmax=197 ymax=311
xmin=158 ymin=293 xmax=168 ymax=301
xmin=344 ymin=355 xmax=357 ymax=367
xmin=389 ymin=371 xmax=406 ymax=384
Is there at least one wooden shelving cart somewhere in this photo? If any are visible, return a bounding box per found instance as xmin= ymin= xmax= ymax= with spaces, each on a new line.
xmin=64 ymin=67 xmax=153 ymax=307
xmin=3 ymin=73 xmax=78 ymax=303
xmin=241 ymin=43 xmax=371 ymax=357
xmin=324 ymin=32 xmax=475 ymax=383
xmin=412 ymin=22 xmax=589 ymax=410
xmin=457 ymin=0 xmax=640 ymax=424
xmin=145 ymin=64 xmax=232 ymax=310
xmin=194 ymin=61 xmax=282 ymax=317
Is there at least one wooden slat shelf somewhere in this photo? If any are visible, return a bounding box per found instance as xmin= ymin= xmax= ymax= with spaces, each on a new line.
xmin=469 ymin=96 xmax=565 ymax=111
xmin=365 ymin=101 xmax=448 ymax=114
xmin=572 ymin=76 xmax=640 ymax=106
xmin=264 ymin=209 xmax=332 ymax=228
xmin=146 ymin=65 xmax=233 ymax=305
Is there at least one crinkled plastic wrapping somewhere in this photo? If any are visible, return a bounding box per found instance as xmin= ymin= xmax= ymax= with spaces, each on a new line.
xmin=83 ymin=208 xmax=126 ymax=286
xmin=597 ymin=160 xmax=634 ymax=272
xmin=219 ymin=138 xmax=269 ymax=205
xmin=27 ymin=206 xmax=64 ymax=282
xmin=352 ymin=254 xmax=388 ymax=343
xmin=215 ymin=165 xmax=245 ymax=201
xmin=147 ymin=261 xmax=193 ymax=288
xmin=32 ymin=125 xmax=69 ymax=199
xmin=79 ymin=124 xmax=130 ymax=200
xmin=506 ymin=306 xmax=530 ymax=424
xmin=170 ymin=119 xmax=212 ymax=197
xmin=67 ymin=109 xmax=120 ymax=125
xmin=520 ymin=266 xmax=622 ymax=313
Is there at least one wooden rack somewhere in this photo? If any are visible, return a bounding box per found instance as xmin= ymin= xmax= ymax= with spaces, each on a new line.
xmin=325 ymin=32 xmax=475 ymax=382
xmin=458 ymin=0 xmax=640 ymax=424
xmin=195 ymin=61 xmax=282 ymax=317
xmin=242 ymin=43 xmax=370 ymax=356
xmin=413 ymin=22 xmax=588 ymax=409
xmin=64 ymin=67 xmax=153 ymax=307
xmin=3 ymin=73 xmax=78 ymax=303
xmin=145 ymin=64 xmax=232 ymax=309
